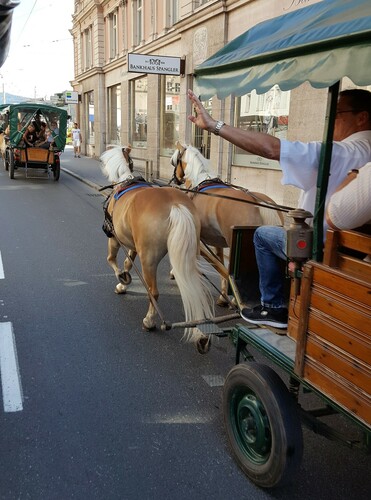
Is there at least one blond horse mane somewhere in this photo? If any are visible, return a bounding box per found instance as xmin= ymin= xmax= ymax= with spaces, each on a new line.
xmin=100 ymin=146 xmax=133 ymax=182
xmin=181 ymin=145 xmax=214 ymax=188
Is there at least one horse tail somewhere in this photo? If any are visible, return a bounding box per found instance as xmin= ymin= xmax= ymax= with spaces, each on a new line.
xmin=167 ymin=204 xmax=215 ymax=353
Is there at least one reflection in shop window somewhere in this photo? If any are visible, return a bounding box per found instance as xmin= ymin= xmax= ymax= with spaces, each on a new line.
xmin=108 ymin=84 xmax=121 ymax=144
xmin=131 ymin=77 xmax=147 ymax=148
xmin=86 ymin=91 xmax=94 ymax=143
xmin=234 ymin=86 xmax=290 ymax=169
xmin=161 ymin=75 xmax=180 ymax=156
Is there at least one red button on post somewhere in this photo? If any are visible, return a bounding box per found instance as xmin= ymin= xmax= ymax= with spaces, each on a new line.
xmin=297 ymin=240 xmax=307 ymax=249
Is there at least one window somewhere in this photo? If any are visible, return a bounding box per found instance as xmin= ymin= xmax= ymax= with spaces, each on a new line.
xmin=133 ymin=0 xmax=143 ymax=46
xmin=196 ymin=0 xmax=210 ymax=7
xmin=108 ymin=84 xmax=121 ymax=144
xmin=130 ymin=77 xmax=147 ymax=148
xmin=86 ymin=91 xmax=94 ymax=143
xmin=234 ymin=86 xmax=290 ymax=169
xmin=84 ymin=27 xmax=93 ymax=69
xmin=160 ymin=75 xmax=180 ymax=156
xmin=109 ymin=11 xmax=118 ymax=59
xmin=168 ymin=0 xmax=179 ymax=25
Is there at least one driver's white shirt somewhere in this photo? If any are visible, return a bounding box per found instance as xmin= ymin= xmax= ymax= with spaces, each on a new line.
xmin=279 ymin=130 xmax=371 ymax=232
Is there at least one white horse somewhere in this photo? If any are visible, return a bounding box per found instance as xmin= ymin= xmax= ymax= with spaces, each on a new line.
xmin=100 ymin=145 xmax=215 ymax=354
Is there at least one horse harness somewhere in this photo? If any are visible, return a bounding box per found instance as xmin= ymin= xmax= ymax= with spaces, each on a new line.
xmin=102 ymin=176 xmax=153 ymax=238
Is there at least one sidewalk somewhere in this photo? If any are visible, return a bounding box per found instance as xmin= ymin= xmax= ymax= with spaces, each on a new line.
xmin=60 ymin=145 xmax=108 ymax=191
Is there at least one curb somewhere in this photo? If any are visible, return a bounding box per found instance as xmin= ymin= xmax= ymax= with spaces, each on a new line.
xmin=61 ymin=167 xmax=108 ymax=195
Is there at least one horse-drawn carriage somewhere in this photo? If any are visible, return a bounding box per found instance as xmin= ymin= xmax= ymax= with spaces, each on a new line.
xmin=0 ymin=102 xmax=68 ymax=180
xmin=98 ymin=0 xmax=370 ymax=489
xmin=188 ymin=0 xmax=371 ymax=488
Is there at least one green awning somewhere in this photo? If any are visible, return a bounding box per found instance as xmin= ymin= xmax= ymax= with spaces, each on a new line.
xmin=195 ymin=0 xmax=371 ymax=98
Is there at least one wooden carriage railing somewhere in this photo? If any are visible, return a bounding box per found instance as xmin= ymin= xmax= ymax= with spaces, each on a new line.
xmin=288 ymin=229 xmax=371 ymax=429
xmin=19 ymin=147 xmax=55 ymax=165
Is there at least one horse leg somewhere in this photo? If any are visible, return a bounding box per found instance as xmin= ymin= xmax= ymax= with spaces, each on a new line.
xmin=214 ymin=247 xmax=230 ymax=307
xmin=114 ymin=249 xmax=136 ymax=293
xmin=107 ymin=239 xmax=132 ymax=294
xmin=118 ymin=249 xmax=136 ymax=283
xmin=140 ymin=259 xmax=159 ymax=331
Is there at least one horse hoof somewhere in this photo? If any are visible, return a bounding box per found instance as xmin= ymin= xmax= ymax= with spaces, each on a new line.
xmin=118 ymin=271 xmax=132 ymax=285
xmin=115 ymin=283 xmax=126 ymax=294
xmin=216 ymin=297 xmax=229 ymax=307
xmin=142 ymin=323 xmax=156 ymax=332
xmin=196 ymin=336 xmax=211 ymax=355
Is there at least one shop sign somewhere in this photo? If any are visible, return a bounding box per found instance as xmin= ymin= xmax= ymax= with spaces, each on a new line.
xmin=128 ymin=53 xmax=185 ymax=76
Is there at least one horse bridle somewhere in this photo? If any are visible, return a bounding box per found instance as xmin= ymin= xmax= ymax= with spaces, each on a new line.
xmin=122 ymin=147 xmax=134 ymax=172
xmin=170 ymin=148 xmax=186 ymax=185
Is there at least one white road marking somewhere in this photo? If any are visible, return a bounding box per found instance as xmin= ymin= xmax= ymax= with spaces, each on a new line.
xmin=201 ymin=374 xmax=225 ymax=387
xmin=0 ymin=251 xmax=4 ymax=279
xmin=0 ymin=322 xmax=23 ymax=412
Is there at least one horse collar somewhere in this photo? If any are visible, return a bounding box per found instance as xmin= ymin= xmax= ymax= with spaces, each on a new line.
xmin=114 ymin=177 xmax=151 ymax=200
xmin=196 ymin=178 xmax=229 ymax=192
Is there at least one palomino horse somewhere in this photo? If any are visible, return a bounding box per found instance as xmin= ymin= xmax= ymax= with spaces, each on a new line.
xmin=100 ymin=146 xmax=215 ymax=354
xmin=170 ymin=142 xmax=284 ymax=306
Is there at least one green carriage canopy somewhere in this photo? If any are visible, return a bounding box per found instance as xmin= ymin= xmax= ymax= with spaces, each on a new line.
xmin=2 ymin=102 xmax=68 ymax=150
xmin=194 ymin=0 xmax=371 ymax=260
xmin=194 ymin=0 xmax=371 ymax=98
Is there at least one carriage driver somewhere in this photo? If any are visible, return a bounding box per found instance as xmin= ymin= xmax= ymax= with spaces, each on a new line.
xmin=187 ymin=88 xmax=371 ymax=329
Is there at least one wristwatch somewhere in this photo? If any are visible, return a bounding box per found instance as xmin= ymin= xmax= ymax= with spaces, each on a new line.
xmin=213 ymin=120 xmax=225 ymax=135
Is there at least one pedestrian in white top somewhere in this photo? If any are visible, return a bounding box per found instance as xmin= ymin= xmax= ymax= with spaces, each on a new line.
xmin=72 ymin=122 xmax=82 ymax=158
xmin=188 ymin=88 xmax=371 ymax=328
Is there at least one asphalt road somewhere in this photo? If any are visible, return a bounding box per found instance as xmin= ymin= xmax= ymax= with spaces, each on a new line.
xmin=0 ymin=147 xmax=370 ymax=500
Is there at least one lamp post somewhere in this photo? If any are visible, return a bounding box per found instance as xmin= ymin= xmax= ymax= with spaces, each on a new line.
xmin=0 ymin=74 xmax=5 ymax=104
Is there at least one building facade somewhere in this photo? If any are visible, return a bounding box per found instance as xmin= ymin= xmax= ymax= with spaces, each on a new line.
xmin=70 ymin=0 xmax=364 ymax=208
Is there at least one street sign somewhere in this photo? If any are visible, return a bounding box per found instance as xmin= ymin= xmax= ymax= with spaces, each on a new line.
xmin=65 ymin=91 xmax=79 ymax=104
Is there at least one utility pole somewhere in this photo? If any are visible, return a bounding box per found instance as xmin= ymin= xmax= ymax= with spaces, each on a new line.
xmin=0 ymin=74 xmax=4 ymax=104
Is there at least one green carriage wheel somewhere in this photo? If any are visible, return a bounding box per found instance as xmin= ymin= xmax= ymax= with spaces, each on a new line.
xmin=53 ymin=159 xmax=60 ymax=181
xmin=5 ymin=148 xmax=9 ymax=171
xmin=223 ymin=362 xmax=303 ymax=488
xmin=9 ymin=149 xmax=15 ymax=179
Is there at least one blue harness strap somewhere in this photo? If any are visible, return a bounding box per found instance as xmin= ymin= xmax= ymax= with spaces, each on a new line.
xmin=198 ymin=183 xmax=231 ymax=193
xmin=114 ymin=182 xmax=152 ymax=200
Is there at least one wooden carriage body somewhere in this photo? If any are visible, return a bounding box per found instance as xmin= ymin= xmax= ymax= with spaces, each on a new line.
xmin=19 ymin=147 xmax=56 ymax=165
xmin=226 ymin=226 xmax=370 ymax=431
